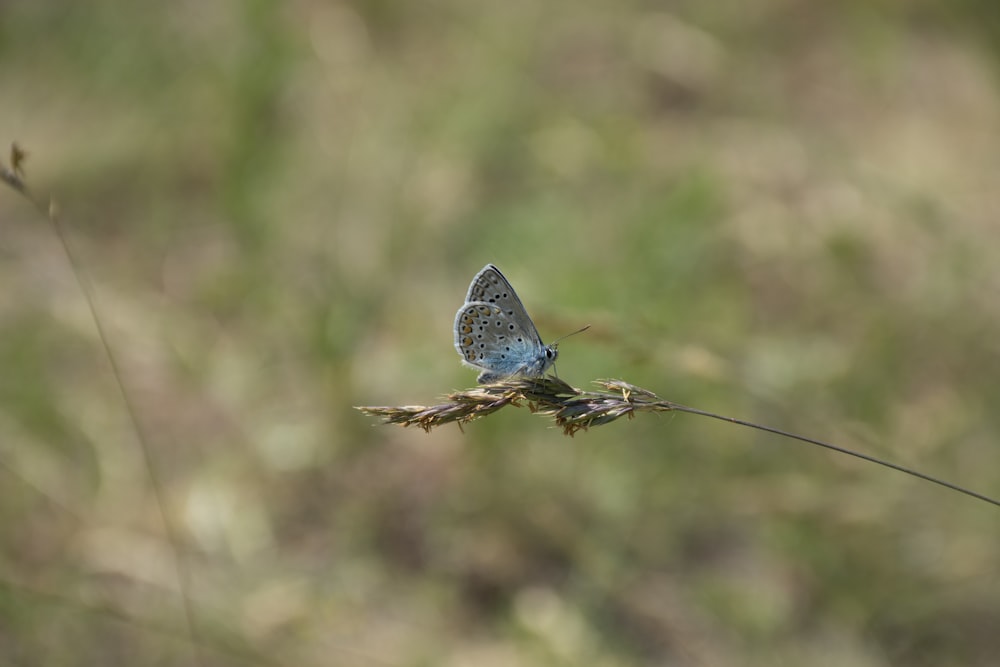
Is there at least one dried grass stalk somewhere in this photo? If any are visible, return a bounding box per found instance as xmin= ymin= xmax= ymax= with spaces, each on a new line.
xmin=356 ymin=377 xmax=678 ymax=435
xmin=357 ymin=376 xmax=1000 ymax=508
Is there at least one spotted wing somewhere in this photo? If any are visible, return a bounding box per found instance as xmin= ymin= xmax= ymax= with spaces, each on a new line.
xmin=463 ymin=264 xmax=544 ymax=346
xmin=454 ymin=302 xmax=546 ymax=375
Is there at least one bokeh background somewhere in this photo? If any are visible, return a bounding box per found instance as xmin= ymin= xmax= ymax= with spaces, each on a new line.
xmin=3 ymin=1 xmax=1000 ymax=665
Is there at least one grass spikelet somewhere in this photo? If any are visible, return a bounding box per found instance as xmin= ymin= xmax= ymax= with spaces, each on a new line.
xmin=356 ymin=377 xmax=676 ymax=435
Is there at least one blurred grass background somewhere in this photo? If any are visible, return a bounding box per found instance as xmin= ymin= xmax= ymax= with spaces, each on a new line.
xmin=3 ymin=1 xmax=1000 ymax=665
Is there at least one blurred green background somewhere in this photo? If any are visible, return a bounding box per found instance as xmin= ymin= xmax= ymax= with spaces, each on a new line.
xmin=3 ymin=1 xmax=1000 ymax=665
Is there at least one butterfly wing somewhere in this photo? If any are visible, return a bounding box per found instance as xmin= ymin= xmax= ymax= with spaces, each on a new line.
xmin=464 ymin=264 xmax=544 ymax=345
xmin=454 ymin=265 xmax=555 ymax=382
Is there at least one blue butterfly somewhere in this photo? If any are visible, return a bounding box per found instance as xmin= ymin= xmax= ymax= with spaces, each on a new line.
xmin=454 ymin=265 xmax=558 ymax=384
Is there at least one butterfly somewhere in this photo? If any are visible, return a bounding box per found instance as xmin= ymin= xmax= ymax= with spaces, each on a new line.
xmin=454 ymin=264 xmax=558 ymax=384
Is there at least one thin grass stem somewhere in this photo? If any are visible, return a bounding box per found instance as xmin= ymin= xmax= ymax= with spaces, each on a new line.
xmin=1 ymin=145 xmax=204 ymax=666
xmin=357 ymin=376 xmax=1000 ymax=509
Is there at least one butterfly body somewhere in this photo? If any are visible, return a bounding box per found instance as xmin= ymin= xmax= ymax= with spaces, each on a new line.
xmin=454 ymin=264 xmax=557 ymax=384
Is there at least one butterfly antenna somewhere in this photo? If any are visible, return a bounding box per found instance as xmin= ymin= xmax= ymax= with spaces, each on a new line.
xmin=552 ymin=325 xmax=591 ymax=346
